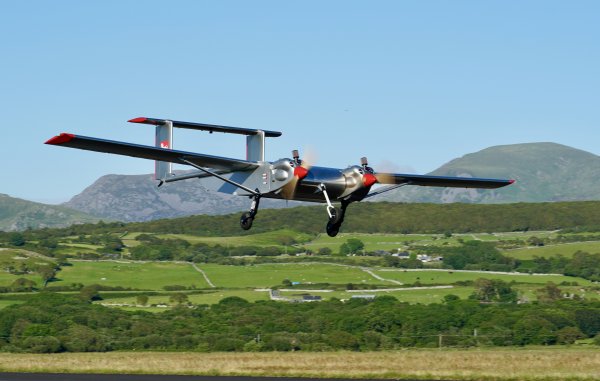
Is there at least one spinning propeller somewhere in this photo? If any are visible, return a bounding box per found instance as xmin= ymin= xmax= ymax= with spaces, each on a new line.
xmin=281 ymin=149 xmax=315 ymax=199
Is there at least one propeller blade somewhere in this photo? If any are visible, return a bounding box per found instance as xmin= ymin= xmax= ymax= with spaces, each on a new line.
xmin=281 ymin=148 xmax=315 ymax=200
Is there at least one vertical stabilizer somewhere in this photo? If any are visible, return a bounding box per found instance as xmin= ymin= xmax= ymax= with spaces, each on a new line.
xmin=246 ymin=130 xmax=265 ymax=161
xmin=155 ymin=120 xmax=173 ymax=180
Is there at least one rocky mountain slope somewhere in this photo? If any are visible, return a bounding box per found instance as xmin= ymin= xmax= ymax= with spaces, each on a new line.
xmin=0 ymin=194 xmax=98 ymax=231
xmin=63 ymin=173 xmax=300 ymax=222
xmin=60 ymin=142 xmax=600 ymax=222
xmin=373 ymin=142 xmax=600 ymax=203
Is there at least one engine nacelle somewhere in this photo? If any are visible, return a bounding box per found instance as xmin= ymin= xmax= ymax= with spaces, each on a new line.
xmin=271 ymin=158 xmax=294 ymax=182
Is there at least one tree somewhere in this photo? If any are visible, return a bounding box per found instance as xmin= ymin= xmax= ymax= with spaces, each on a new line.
xmin=169 ymin=293 xmax=189 ymax=305
xmin=8 ymin=233 xmax=25 ymax=247
xmin=470 ymin=278 xmax=517 ymax=303
xmin=346 ymin=239 xmax=365 ymax=254
xmin=556 ymin=326 xmax=584 ymax=344
xmin=536 ymin=282 xmax=562 ymax=302
xmin=79 ymin=284 xmax=101 ymax=301
xmin=37 ymin=266 xmax=57 ymax=287
xmin=10 ymin=278 xmax=36 ymax=292
xmin=318 ymin=247 xmax=332 ymax=256
xmin=136 ymin=295 xmax=149 ymax=306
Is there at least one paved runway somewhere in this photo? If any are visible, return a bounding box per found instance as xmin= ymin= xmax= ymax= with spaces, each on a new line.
xmin=0 ymin=374 xmax=427 ymax=381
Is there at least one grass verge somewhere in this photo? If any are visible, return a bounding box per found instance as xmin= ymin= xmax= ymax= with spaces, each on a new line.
xmin=0 ymin=349 xmax=598 ymax=380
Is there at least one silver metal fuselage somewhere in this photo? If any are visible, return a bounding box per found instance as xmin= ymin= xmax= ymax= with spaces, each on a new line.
xmin=204 ymin=158 xmax=371 ymax=203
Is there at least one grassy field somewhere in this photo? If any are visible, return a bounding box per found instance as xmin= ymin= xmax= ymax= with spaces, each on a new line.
xmin=373 ymin=269 xmax=594 ymax=286
xmin=122 ymin=229 xmax=313 ymax=248
xmin=57 ymin=261 xmax=210 ymax=290
xmin=305 ymin=233 xmax=445 ymax=251
xmin=199 ymin=262 xmax=389 ymax=288
xmin=0 ymin=349 xmax=598 ymax=380
xmin=503 ymin=241 xmax=600 ymax=260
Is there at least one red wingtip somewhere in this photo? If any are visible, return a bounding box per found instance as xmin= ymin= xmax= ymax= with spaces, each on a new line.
xmin=509 ymin=179 xmax=516 ymax=184
xmin=45 ymin=133 xmax=75 ymax=145
xmin=128 ymin=117 xmax=147 ymax=123
xmin=363 ymin=173 xmax=378 ymax=187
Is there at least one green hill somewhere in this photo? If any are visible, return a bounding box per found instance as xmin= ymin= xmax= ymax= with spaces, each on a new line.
xmin=30 ymin=200 xmax=600 ymax=236
xmin=0 ymin=194 xmax=99 ymax=231
xmin=376 ymin=142 xmax=600 ymax=203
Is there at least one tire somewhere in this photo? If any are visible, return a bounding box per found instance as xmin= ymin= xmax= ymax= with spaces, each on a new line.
xmin=240 ymin=212 xmax=254 ymax=230
xmin=326 ymin=221 xmax=339 ymax=237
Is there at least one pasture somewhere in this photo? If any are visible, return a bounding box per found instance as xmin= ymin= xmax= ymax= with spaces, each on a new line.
xmin=199 ymin=262 xmax=389 ymax=288
xmin=57 ymin=261 xmax=210 ymax=289
xmin=503 ymin=241 xmax=600 ymax=260
xmin=123 ymin=229 xmax=313 ymax=247
xmin=373 ymin=268 xmax=593 ymax=286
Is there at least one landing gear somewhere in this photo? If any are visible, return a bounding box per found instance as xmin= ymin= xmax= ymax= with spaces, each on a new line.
xmin=319 ymin=184 xmax=350 ymax=237
xmin=240 ymin=194 xmax=261 ymax=231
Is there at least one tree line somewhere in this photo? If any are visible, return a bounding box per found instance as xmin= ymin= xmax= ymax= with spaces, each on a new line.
xmin=5 ymin=201 xmax=600 ymax=242
xmin=0 ymin=292 xmax=599 ymax=353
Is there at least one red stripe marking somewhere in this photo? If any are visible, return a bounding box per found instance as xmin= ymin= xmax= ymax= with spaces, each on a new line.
xmin=45 ymin=133 xmax=75 ymax=145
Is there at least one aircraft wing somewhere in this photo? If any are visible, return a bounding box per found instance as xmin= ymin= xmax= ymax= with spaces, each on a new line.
xmin=45 ymin=133 xmax=259 ymax=171
xmin=375 ymin=172 xmax=514 ymax=189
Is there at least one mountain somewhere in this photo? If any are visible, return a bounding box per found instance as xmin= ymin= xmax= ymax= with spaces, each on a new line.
xmin=0 ymin=194 xmax=99 ymax=231
xmin=62 ymin=142 xmax=600 ymax=222
xmin=373 ymin=142 xmax=600 ymax=203
xmin=63 ymin=173 xmax=301 ymax=222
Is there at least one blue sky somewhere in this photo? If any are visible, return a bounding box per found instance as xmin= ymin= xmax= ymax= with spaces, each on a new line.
xmin=2 ymin=1 xmax=599 ymax=203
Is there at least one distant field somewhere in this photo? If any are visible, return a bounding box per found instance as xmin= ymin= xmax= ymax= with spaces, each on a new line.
xmin=199 ymin=263 xmax=389 ymax=288
xmin=373 ymin=269 xmax=593 ymax=286
xmin=503 ymin=241 xmax=600 ymax=260
xmin=139 ymin=229 xmax=314 ymax=247
xmin=0 ymin=249 xmax=48 ymax=287
xmin=278 ymin=286 xmax=474 ymax=304
xmin=57 ymin=261 xmax=210 ymax=290
xmin=306 ymin=233 xmax=453 ymax=251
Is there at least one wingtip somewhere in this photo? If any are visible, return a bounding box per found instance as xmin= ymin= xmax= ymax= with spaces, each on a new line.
xmin=128 ymin=117 xmax=147 ymax=123
xmin=45 ymin=133 xmax=75 ymax=145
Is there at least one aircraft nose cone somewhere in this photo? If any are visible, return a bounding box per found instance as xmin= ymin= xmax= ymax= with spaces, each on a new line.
xmin=363 ymin=173 xmax=377 ymax=187
xmin=294 ymin=166 xmax=308 ymax=180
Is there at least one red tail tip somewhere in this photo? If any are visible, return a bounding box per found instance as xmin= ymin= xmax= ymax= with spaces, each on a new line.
xmin=363 ymin=173 xmax=378 ymax=187
xmin=128 ymin=117 xmax=147 ymax=123
xmin=509 ymin=179 xmax=516 ymax=184
xmin=45 ymin=133 xmax=75 ymax=145
xmin=294 ymin=166 xmax=309 ymax=180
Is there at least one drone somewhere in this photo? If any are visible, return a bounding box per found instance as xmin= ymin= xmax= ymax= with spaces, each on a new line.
xmin=46 ymin=117 xmax=514 ymax=237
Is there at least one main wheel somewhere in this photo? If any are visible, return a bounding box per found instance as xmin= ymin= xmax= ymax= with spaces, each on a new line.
xmin=240 ymin=212 xmax=254 ymax=230
xmin=328 ymin=207 xmax=341 ymax=225
xmin=326 ymin=221 xmax=339 ymax=237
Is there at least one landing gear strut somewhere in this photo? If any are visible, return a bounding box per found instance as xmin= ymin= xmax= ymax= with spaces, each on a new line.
xmin=240 ymin=194 xmax=261 ymax=230
xmin=319 ymin=184 xmax=350 ymax=237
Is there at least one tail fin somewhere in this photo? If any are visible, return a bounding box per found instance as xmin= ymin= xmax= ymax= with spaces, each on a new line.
xmin=155 ymin=120 xmax=173 ymax=180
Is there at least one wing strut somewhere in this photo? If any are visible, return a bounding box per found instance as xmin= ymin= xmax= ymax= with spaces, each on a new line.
xmin=180 ymin=158 xmax=260 ymax=196
xmin=162 ymin=169 xmax=234 ymax=186
xmin=364 ymin=184 xmax=409 ymax=199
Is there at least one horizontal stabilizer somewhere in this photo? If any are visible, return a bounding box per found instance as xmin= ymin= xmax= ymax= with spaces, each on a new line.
xmin=128 ymin=117 xmax=282 ymax=138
